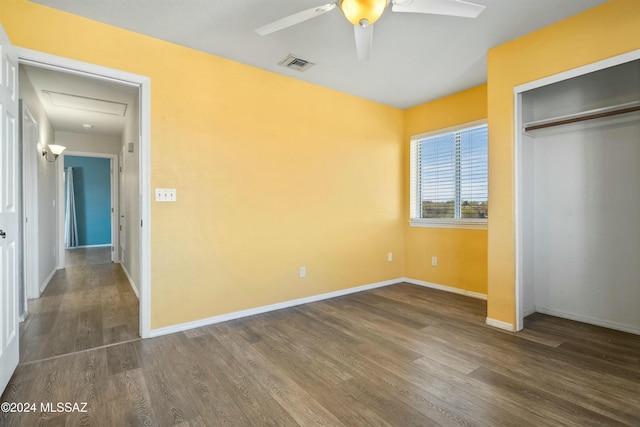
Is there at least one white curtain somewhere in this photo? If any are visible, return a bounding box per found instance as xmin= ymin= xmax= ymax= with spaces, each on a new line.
xmin=65 ymin=167 xmax=79 ymax=248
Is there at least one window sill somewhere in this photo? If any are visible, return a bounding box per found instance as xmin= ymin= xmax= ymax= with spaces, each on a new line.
xmin=409 ymin=219 xmax=488 ymax=230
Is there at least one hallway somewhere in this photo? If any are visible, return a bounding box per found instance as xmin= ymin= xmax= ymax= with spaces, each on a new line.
xmin=19 ymin=252 xmax=139 ymax=364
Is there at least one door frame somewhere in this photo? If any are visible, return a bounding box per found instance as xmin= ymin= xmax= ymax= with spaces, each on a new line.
xmin=513 ymin=48 xmax=640 ymax=332
xmin=57 ymin=151 xmax=119 ymax=267
xmin=119 ymin=145 xmax=126 ymax=263
xmin=17 ymin=47 xmax=152 ymax=338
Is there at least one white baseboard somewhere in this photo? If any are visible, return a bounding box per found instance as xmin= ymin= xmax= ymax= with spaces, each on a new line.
xmin=39 ymin=267 xmax=57 ymax=295
xmin=148 ymin=278 xmax=403 ymax=338
xmin=403 ymin=277 xmax=487 ymax=300
xmin=120 ymin=263 xmax=139 ymax=299
xmin=486 ymin=317 xmax=515 ymax=332
xmin=535 ymin=307 xmax=640 ymax=335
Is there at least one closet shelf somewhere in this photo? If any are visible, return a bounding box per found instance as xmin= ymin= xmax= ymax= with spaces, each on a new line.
xmin=523 ymin=100 xmax=640 ymax=132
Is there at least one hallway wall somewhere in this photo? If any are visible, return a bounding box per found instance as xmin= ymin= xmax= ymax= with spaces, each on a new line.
xmin=120 ymin=92 xmax=140 ymax=292
xmin=55 ymin=131 xmax=121 ymax=155
xmin=18 ymin=65 xmax=58 ymax=294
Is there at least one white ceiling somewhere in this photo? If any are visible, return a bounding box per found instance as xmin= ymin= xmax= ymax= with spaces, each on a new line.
xmin=21 ymin=64 xmax=138 ymax=137
xmin=30 ymin=0 xmax=607 ymax=109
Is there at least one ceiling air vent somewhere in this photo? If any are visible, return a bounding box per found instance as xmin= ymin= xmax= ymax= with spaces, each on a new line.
xmin=278 ymin=55 xmax=315 ymax=72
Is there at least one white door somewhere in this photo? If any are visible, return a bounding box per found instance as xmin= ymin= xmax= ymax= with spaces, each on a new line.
xmin=0 ymin=23 xmax=20 ymax=394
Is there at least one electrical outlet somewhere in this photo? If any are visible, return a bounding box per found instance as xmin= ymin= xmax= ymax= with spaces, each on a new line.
xmin=299 ymin=266 xmax=306 ymax=278
xmin=155 ymin=188 xmax=177 ymax=202
xmin=388 ymin=252 xmax=393 ymax=262
xmin=432 ymin=256 xmax=438 ymax=266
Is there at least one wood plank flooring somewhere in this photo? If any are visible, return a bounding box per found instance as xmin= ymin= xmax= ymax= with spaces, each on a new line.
xmin=18 ymin=262 xmax=139 ymax=364
xmin=2 ymin=283 xmax=639 ymax=426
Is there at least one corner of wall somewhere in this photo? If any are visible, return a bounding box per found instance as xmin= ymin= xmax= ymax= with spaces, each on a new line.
xmin=402 ymin=84 xmax=489 ymax=296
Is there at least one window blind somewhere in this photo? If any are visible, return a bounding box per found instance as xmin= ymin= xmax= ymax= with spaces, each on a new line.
xmin=411 ymin=124 xmax=488 ymax=220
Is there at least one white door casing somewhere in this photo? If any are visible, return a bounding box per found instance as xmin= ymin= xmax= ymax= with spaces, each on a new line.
xmin=119 ymin=145 xmax=126 ymax=263
xmin=18 ymin=47 xmax=151 ymax=338
xmin=513 ymin=49 xmax=640 ymax=331
xmin=0 ymin=23 xmax=20 ymax=395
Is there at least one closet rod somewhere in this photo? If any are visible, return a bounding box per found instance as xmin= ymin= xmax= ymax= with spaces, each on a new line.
xmin=524 ymin=104 xmax=640 ymax=132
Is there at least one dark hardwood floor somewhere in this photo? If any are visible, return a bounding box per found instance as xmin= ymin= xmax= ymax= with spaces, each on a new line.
xmin=18 ymin=260 xmax=139 ymax=364
xmin=2 ymin=283 xmax=639 ymax=426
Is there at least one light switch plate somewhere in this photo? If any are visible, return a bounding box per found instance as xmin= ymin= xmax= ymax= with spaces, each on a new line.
xmin=155 ymin=188 xmax=177 ymax=202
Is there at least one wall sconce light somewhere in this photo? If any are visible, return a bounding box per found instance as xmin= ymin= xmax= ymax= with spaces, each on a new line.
xmin=42 ymin=144 xmax=66 ymax=162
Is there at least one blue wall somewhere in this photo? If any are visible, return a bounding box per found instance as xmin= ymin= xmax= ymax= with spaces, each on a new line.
xmin=64 ymin=156 xmax=111 ymax=246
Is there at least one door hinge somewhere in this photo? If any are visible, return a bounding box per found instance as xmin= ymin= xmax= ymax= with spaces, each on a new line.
xmin=111 ymin=246 xmax=114 ymax=252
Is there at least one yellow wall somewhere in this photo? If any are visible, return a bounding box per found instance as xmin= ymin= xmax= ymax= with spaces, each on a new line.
xmin=5 ymin=0 xmax=634 ymax=331
xmin=0 ymin=0 xmax=405 ymax=329
xmin=487 ymin=0 xmax=640 ymax=326
xmin=404 ymin=85 xmax=488 ymax=294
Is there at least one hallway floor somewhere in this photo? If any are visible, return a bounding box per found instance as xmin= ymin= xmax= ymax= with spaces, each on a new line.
xmin=19 ymin=251 xmax=139 ymax=364
xmin=65 ymin=246 xmax=112 ymax=268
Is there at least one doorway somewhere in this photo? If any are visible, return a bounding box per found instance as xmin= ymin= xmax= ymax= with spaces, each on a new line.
xmin=514 ymin=50 xmax=640 ymax=333
xmin=18 ymin=64 xmax=142 ymax=362
xmin=16 ymin=48 xmax=151 ymax=344
xmin=63 ymin=154 xmax=116 ymax=268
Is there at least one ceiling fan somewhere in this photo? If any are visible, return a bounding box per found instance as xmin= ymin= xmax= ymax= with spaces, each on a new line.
xmin=255 ymin=0 xmax=486 ymax=61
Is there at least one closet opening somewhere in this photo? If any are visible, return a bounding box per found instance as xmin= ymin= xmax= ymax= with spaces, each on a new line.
xmin=515 ymin=53 xmax=640 ymax=334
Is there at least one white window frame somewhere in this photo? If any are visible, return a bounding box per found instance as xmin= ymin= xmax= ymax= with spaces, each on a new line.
xmin=409 ymin=119 xmax=488 ymax=230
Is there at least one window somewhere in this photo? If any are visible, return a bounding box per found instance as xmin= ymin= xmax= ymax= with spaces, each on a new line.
xmin=410 ymin=120 xmax=488 ymax=229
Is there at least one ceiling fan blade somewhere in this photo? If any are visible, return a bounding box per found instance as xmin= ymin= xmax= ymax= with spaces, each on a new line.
xmin=392 ymin=0 xmax=485 ymax=18
xmin=255 ymin=3 xmax=337 ymax=36
xmin=354 ymin=25 xmax=373 ymax=62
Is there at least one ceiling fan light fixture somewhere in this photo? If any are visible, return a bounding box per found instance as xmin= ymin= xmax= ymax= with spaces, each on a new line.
xmin=339 ymin=0 xmax=387 ymax=27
